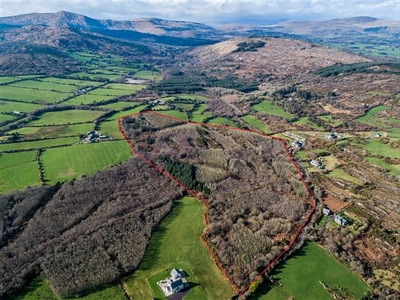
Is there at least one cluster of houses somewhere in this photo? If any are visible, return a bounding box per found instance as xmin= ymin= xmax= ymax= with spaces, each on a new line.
xmin=157 ymin=268 xmax=190 ymax=297
xmin=81 ymin=131 xmax=111 ymax=143
xmin=322 ymin=207 xmax=349 ymax=226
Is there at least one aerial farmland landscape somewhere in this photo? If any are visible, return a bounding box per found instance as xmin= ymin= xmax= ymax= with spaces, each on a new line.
xmin=0 ymin=1 xmax=399 ymax=299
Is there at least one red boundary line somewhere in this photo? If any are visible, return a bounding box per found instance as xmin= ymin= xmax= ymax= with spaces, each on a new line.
xmin=118 ymin=110 xmax=316 ymax=297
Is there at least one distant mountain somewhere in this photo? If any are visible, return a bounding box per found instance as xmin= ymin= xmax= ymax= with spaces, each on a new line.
xmin=0 ymin=11 xmax=220 ymax=40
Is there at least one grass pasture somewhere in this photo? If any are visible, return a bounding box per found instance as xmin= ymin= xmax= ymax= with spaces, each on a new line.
xmin=252 ymin=100 xmax=293 ymax=120
xmin=0 ymin=137 xmax=78 ymax=152
xmin=367 ymin=157 xmax=400 ymax=176
xmin=103 ymin=83 xmax=147 ymax=91
xmin=253 ymin=242 xmax=369 ymax=300
xmin=39 ymin=77 xmax=104 ymax=87
xmin=9 ymin=80 xmax=78 ymax=93
xmin=97 ymin=120 xmax=123 ymax=139
xmin=173 ymin=93 xmax=210 ymax=101
xmin=0 ymin=150 xmax=37 ymax=169
xmin=29 ymin=109 xmax=104 ymax=126
xmin=327 ymin=168 xmax=362 ymax=185
xmin=13 ymin=276 xmax=126 ymax=300
xmin=189 ymin=104 xmax=212 ymax=123
xmin=107 ymin=105 xmax=148 ymax=120
xmin=8 ymin=123 xmax=94 ymax=140
xmin=97 ymin=101 xmax=138 ymax=110
xmin=318 ymin=115 xmax=343 ymax=127
xmin=1 ymin=86 xmax=71 ymax=103
xmin=293 ymin=117 xmax=324 ymax=130
xmin=0 ymin=75 xmax=40 ymax=84
xmin=133 ymin=70 xmax=162 ymax=80
xmin=65 ymin=93 xmax=116 ymax=105
xmin=206 ymin=116 xmax=235 ymax=127
xmin=241 ymin=114 xmax=269 ymax=133
xmin=87 ymin=89 xmax=131 ymax=97
xmin=0 ymin=100 xmax=41 ymax=114
xmin=123 ymin=197 xmax=235 ymax=299
xmin=155 ymin=110 xmax=187 ymax=120
xmin=41 ymin=140 xmax=131 ymax=184
xmin=0 ymin=114 xmax=16 ymax=123
xmin=172 ymin=102 xmax=195 ymax=111
xmin=363 ymin=139 xmax=400 ymax=158
xmin=0 ymin=161 xmax=40 ymax=193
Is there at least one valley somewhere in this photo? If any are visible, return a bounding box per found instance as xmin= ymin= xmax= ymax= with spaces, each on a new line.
xmin=0 ymin=10 xmax=399 ymax=300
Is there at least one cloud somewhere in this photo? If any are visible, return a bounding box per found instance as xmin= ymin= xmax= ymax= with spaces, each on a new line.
xmin=1 ymin=0 xmax=399 ymax=23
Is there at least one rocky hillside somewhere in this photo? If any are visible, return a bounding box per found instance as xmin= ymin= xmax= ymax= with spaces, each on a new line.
xmin=0 ymin=11 xmax=219 ymax=39
xmin=189 ymin=37 xmax=370 ymax=78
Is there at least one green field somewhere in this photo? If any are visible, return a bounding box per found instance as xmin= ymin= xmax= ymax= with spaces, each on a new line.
xmin=41 ymin=140 xmax=131 ymax=184
xmin=8 ymin=123 xmax=94 ymax=140
xmin=206 ymin=116 xmax=235 ymax=126
xmin=67 ymin=72 xmax=122 ymax=81
xmin=293 ymin=117 xmax=324 ymax=130
xmin=13 ymin=276 xmax=126 ymax=300
xmin=357 ymin=106 xmax=389 ymax=124
xmin=189 ymin=104 xmax=212 ymax=123
xmin=252 ymin=100 xmax=293 ymax=119
xmin=0 ymin=114 xmax=16 ymax=123
xmin=29 ymin=110 xmax=104 ymax=126
xmin=65 ymin=93 xmax=116 ymax=105
xmin=0 ymin=137 xmax=78 ymax=152
xmin=88 ymin=88 xmax=137 ymax=97
xmin=0 ymin=100 xmax=41 ymax=114
xmin=0 ymin=75 xmax=40 ymax=84
xmin=1 ymin=86 xmax=71 ymax=103
xmin=173 ymin=93 xmax=210 ymax=101
xmin=0 ymin=161 xmax=40 ymax=193
xmin=241 ymin=114 xmax=269 ymax=133
xmin=327 ymin=168 xmax=362 ymax=185
xmin=172 ymin=102 xmax=195 ymax=111
xmin=0 ymin=150 xmax=37 ymax=169
xmin=107 ymin=105 xmax=148 ymax=120
xmin=123 ymin=197 xmax=235 ymax=299
xmin=97 ymin=101 xmax=138 ymax=110
xmin=133 ymin=70 xmax=162 ymax=80
xmin=39 ymin=77 xmax=104 ymax=87
xmin=253 ymin=242 xmax=369 ymax=300
xmin=367 ymin=157 xmax=400 ymax=176
xmin=97 ymin=120 xmax=123 ymax=139
xmin=318 ymin=115 xmax=343 ymax=127
xmin=152 ymin=110 xmax=187 ymax=120
xmin=363 ymin=139 xmax=400 ymax=158
xmin=9 ymin=80 xmax=79 ymax=93
xmin=103 ymin=83 xmax=147 ymax=91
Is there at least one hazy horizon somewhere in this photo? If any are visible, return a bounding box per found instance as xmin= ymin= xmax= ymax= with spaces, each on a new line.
xmin=1 ymin=0 xmax=399 ymax=24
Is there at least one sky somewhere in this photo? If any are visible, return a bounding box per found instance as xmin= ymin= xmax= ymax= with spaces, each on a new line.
xmin=1 ymin=0 xmax=399 ymax=24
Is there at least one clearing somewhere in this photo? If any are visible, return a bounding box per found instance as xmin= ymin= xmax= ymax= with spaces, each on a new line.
xmin=252 ymin=242 xmax=369 ymax=300
xmin=123 ymin=197 xmax=235 ymax=299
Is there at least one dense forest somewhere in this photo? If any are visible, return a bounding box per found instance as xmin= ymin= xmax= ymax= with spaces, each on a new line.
xmin=0 ymin=157 xmax=183 ymax=298
xmin=122 ymin=112 xmax=310 ymax=289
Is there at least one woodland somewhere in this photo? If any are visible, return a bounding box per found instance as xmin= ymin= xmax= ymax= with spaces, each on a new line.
xmin=0 ymin=157 xmax=183 ymax=298
xmin=122 ymin=112 xmax=310 ymax=289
